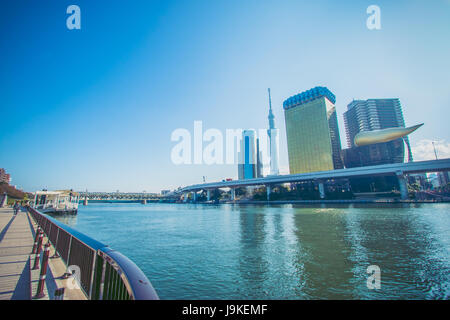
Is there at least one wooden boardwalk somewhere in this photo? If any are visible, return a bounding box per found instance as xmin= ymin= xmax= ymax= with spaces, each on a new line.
xmin=0 ymin=207 xmax=87 ymax=300
xmin=0 ymin=207 xmax=34 ymax=300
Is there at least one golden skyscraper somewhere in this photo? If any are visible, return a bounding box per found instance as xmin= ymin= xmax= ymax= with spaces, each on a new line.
xmin=283 ymin=87 xmax=343 ymax=174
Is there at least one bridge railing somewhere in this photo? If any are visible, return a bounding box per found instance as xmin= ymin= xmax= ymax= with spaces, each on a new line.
xmin=27 ymin=207 xmax=159 ymax=300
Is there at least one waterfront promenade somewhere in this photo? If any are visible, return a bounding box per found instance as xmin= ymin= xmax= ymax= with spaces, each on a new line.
xmin=0 ymin=207 xmax=86 ymax=300
xmin=0 ymin=207 xmax=33 ymax=299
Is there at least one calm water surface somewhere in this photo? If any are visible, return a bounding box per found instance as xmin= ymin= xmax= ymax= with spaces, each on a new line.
xmin=53 ymin=203 xmax=450 ymax=299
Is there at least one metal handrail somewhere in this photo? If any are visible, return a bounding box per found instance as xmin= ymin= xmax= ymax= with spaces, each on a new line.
xmin=27 ymin=206 xmax=159 ymax=300
xmin=98 ymin=247 xmax=159 ymax=300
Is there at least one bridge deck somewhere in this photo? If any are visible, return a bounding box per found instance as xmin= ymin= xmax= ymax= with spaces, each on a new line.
xmin=180 ymin=158 xmax=450 ymax=192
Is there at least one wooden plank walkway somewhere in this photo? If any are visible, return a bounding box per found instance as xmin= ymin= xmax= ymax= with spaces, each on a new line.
xmin=0 ymin=207 xmax=34 ymax=300
xmin=0 ymin=207 xmax=87 ymax=300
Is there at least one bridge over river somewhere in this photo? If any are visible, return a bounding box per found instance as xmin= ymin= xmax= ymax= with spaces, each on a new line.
xmin=177 ymin=158 xmax=450 ymax=201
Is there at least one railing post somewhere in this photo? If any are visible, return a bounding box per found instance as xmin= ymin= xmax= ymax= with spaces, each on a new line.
xmin=32 ymin=232 xmax=44 ymax=270
xmin=31 ymin=227 xmax=42 ymax=254
xmin=61 ymin=236 xmax=73 ymax=279
xmin=51 ymin=227 xmax=60 ymax=259
xmin=98 ymin=253 xmax=107 ymax=300
xmin=88 ymin=252 xmax=97 ymax=299
xmin=47 ymin=223 xmax=52 ymax=242
xmin=34 ymin=242 xmax=51 ymax=299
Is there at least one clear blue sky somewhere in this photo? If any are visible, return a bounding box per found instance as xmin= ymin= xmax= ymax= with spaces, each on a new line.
xmin=1 ymin=0 xmax=449 ymax=192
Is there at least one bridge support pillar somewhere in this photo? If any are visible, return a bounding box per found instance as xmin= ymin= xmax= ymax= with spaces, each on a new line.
xmin=207 ymin=190 xmax=211 ymax=201
xmin=396 ymin=171 xmax=408 ymax=200
xmin=192 ymin=191 xmax=197 ymax=202
xmin=183 ymin=193 xmax=188 ymax=203
xmin=266 ymin=185 xmax=271 ymax=201
xmin=318 ymin=181 xmax=325 ymax=199
xmin=230 ymin=188 xmax=235 ymax=202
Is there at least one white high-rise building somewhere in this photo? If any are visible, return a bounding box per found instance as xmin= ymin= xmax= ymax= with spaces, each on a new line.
xmin=238 ymin=130 xmax=262 ymax=179
xmin=267 ymin=88 xmax=280 ymax=176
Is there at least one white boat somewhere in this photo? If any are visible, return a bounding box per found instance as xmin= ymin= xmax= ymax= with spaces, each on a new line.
xmin=32 ymin=190 xmax=80 ymax=215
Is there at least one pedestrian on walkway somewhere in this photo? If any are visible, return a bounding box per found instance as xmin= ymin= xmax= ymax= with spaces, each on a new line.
xmin=13 ymin=201 xmax=20 ymax=215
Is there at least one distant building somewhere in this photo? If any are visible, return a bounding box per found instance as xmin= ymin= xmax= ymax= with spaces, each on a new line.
xmin=256 ymin=138 xmax=263 ymax=178
xmin=342 ymin=99 xmax=412 ymax=168
xmin=0 ymin=168 xmax=11 ymax=184
xmin=267 ymin=88 xmax=280 ymax=176
xmin=438 ymin=171 xmax=450 ymax=187
xmin=238 ymin=130 xmax=263 ymax=179
xmin=283 ymin=86 xmax=343 ymax=174
xmin=161 ymin=190 xmax=171 ymax=195
xmin=428 ymin=173 xmax=440 ymax=189
xmin=408 ymin=173 xmax=428 ymax=189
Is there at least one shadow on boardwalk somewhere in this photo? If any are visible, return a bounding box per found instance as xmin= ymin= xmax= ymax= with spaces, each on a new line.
xmin=11 ymin=258 xmax=30 ymax=300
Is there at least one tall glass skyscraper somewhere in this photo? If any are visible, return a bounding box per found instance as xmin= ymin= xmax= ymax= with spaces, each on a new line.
xmin=283 ymin=86 xmax=343 ymax=174
xmin=238 ymin=130 xmax=263 ymax=179
xmin=343 ymin=98 xmax=412 ymax=168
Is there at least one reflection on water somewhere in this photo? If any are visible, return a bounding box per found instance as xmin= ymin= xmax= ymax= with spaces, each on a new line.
xmin=51 ymin=202 xmax=450 ymax=299
xmin=48 ymin=213 xmax=78 ymax=226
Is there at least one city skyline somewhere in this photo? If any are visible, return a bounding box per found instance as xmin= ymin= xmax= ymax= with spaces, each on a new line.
xmin=1 ymin=0 xmax=449 ymax=192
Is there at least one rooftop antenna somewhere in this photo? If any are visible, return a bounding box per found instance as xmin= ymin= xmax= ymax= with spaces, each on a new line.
xmin=268 ymin=88 xmax=272 ymax=111
xmin=432 ymin=141 xmax=438 ymax=160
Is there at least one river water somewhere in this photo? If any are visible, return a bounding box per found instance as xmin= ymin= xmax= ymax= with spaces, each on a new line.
xmin=53 ymin=202 xmax=450 ymax=299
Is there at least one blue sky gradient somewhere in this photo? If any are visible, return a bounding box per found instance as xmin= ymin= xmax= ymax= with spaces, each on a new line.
xmin=1 ymin=0 xmax=449 ymax=192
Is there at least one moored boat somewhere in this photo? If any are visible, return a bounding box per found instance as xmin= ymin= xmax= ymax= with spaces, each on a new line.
xmin=32 ymin=190 xmax=79 ymax=215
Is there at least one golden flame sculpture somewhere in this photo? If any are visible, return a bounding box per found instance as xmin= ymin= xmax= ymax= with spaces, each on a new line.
xmin=354 ymin=123 xmax=424 ymax=147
